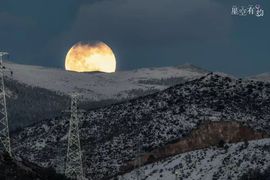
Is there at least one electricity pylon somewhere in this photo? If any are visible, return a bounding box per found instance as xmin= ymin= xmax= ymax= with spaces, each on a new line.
xmin=0 ymin=52 xmax=12 ymax=156
xmin=65 ymin=94 xmax=84 ymax=180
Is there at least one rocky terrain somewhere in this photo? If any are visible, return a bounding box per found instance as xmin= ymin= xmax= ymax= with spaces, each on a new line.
xmin=10 ymin=72 xmax=270 ymax=179
xmin=124 ymin=121 xmax=268 ymax=171
xmin=121 ymin=138 xmax=270 ymax=180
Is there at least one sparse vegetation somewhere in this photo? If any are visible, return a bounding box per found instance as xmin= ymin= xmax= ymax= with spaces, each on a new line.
xmin=12 ymin=73 xmax=270 ymax=179
xmin=5 ymin=78 xmax=69 ymax=130
xmin=240 ymin=166 xmax=270 ymax=180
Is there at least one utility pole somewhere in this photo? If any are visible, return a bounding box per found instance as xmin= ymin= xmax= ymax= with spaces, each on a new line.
xmin=65 ymin=94 xmax=84 ymax=180
xmin=0 ymin=52 xmax=12 ymax=156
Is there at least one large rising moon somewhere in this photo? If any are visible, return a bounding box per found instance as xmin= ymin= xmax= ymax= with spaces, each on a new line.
xmin=65 ymin=41 xmax=116 ymax=73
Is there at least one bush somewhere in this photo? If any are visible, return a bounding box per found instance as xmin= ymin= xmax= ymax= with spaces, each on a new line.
xmin=240 ymin=167 xmax=270 ymax=180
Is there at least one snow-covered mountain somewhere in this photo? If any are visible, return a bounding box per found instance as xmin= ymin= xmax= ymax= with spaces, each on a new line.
xmin=249 ymin=73 xmax=270 ymax=82
xmin=4 ymin=61 xmax=207 ymax=129
xmin=122 ymin=138 xmax=270 ymax=180
xmin=5 ymin=61 xmax=207 ymax=101
xmin=5 ymin=78 xmax=68 ymax=130
xmin=11 ymin=73 xmax=270 ymax=180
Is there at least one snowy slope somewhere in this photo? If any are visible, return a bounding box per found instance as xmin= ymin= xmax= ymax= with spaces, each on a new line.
xmin=12 ymin=73 xmax=270 ymax=180
xmin=5 ymin=61 xmax=207 ymax=101
xmin=249 ymin=73 xmax=270 ymax=82
xmin=122 ymin=138 xmax=270 ymax=180
xmin=5 ymin=78 xmax=68 ymax=130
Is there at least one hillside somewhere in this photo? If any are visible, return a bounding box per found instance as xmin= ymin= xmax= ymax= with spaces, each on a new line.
xmin=4 ymin=78 xmax=69 ymax=130
xmin=3 ymin=62 xmax=207 ymax=129
xmin=11 ymin=73 xmax=270 ymax=179
xmin=121 ymin=138 xmax=270 ymax=180
xmin=249 ymin=73 xmax=270 ymax=82
xmin=0 ymin=153 xmax=69 ymax=180
xmin=5 ymin=61 xmax=207 ymax=101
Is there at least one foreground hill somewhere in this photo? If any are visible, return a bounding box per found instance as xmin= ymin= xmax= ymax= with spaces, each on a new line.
xmin=11 ymin=73 xmax=270 ymax=179
xmin=0 ymin=153 xmax=69 ymax=180
xmin=122 ymin=138 xmax=270 ymax=180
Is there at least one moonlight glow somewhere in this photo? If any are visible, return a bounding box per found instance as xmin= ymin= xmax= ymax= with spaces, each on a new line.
xmin=65 ymin=42 xmax=116 ymax=73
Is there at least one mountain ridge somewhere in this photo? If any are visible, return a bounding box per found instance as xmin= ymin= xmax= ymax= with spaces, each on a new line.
xmin=4 ymin=61 xmax=207 ymax=101
xmin=3 ymin=61 xmax=208 ymax=129
xmin=11 ymin=72 xmax=270 ymax=179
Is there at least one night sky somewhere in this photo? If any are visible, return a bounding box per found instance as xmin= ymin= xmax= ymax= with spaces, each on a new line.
xmin=0 ymin=0 xmax=269 ymax=76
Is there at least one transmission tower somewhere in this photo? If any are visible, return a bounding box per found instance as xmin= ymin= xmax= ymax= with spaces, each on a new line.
xmin=0 ymin=52 xmax=12 ymax=156
xmin=65 ymin=94 xmax=84 ymax=180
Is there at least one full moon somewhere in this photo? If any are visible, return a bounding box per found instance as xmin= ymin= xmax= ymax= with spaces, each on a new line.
xmin=65 ymin=41 xmax=116 ymax=73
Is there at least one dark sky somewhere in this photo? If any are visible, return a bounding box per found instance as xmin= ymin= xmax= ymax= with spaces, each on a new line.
xmin=0 ymin=0 xmax=269 ymax=76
